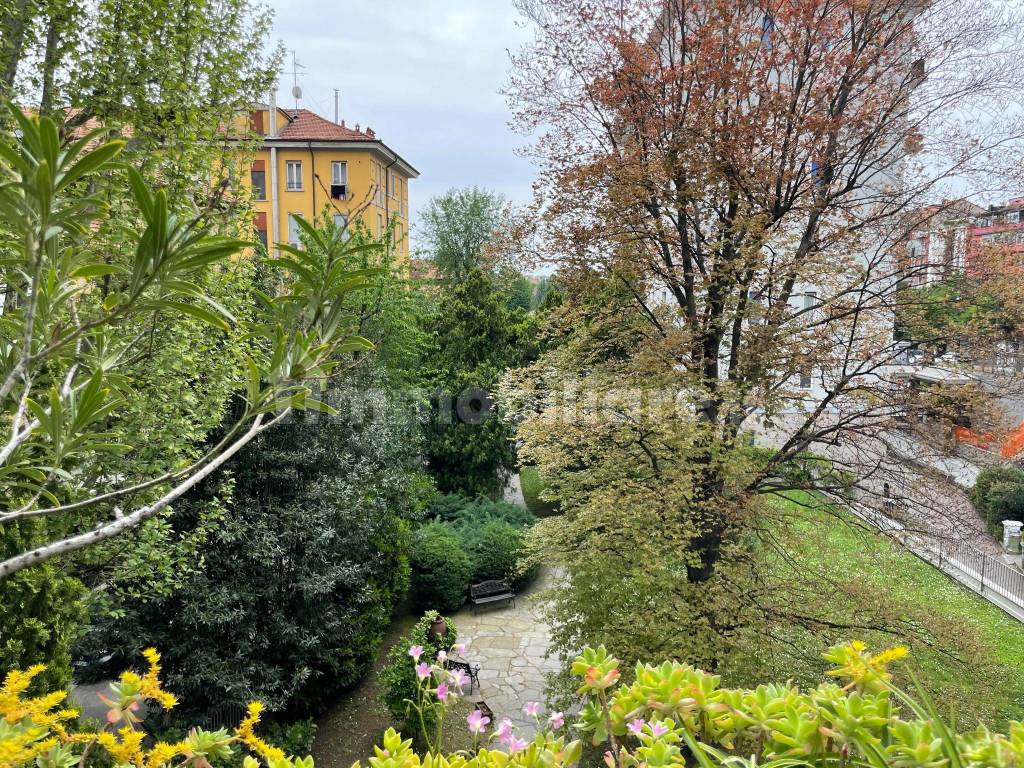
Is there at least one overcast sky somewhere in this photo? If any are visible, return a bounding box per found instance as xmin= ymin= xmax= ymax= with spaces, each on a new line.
xmin=264 ymin=0 xmax=536 ymax=245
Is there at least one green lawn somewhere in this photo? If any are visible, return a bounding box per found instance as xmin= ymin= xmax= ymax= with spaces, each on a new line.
xmin=519 ymin=466 xmax=561 ymax=517
xmin=746 ymin=493 xmax=1024 ymax=728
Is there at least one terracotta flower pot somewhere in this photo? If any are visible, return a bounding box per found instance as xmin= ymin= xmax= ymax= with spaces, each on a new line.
xmin=428 ymin=615 xmax=448 ymax=643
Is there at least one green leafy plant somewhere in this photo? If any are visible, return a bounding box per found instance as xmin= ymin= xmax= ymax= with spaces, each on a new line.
xmin=366 ymin=640 xmax=1024 ymax=768
xmin=0 ymin=107 xmax=377 ymax=578
xmin=409 ymin=524 xmax=473 ymax=612
xmin=380 ymin=612 xmax=460 ymax=745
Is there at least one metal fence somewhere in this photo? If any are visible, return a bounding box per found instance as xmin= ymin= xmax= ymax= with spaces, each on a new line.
xmin=851 ymin=502 xmax=1024 ymax=619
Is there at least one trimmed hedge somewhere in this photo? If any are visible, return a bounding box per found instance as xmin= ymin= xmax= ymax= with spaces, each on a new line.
xmin=972 ymin=466 xmax=1024 ymax=537
xmin=409 ymin=523 xmax=473 ymax=612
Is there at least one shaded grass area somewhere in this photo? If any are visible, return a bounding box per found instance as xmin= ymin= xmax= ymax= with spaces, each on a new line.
xmin=519 ymin=466 xmax=560 ymax=518
xmin=735 ymin=493 xmax=1024 ymax=728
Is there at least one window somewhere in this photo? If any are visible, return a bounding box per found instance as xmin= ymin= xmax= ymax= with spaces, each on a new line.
xmin=333 ymin=213 xmax=350 ymax=240
xmin=803 ymin=291 xmax=817 ymax=311
xmin=288 ymin=213 xmax=302 ymax=246
xmin=331 ymin=161 xmax=348 ymax=186
xmin=286 ymin=160 xmax=302 ymax=191
xmin=387 ymin=169 xmax=395 ymax=197
xmin=250 ymin=160 xmax=266 ymax=200
xmin=330 ymin=161 xmax=348 ymax=199
xmin=378 ymin=212 xmax=384 ymax=236
xmin=799 ymin=368 xmax=812 ymax=389
xmin=254 ymin=212 xmax=268 ymax=250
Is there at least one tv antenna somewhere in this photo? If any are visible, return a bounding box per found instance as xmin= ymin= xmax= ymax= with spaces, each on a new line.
xmin=287 ymin=49 xmax=305 ymax=108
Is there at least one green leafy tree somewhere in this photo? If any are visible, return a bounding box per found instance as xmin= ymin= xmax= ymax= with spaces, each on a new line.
xmin=422 ymin=269 xmax=538 ymax=497
xmin=417 ymin=187 xmax=510 ymax=283
xmin=84 ymin=369 xmax=428 ymax=715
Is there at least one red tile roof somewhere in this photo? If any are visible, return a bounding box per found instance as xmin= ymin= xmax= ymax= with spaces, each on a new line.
xmin=276 ymin=109 xmax=378 ymax=142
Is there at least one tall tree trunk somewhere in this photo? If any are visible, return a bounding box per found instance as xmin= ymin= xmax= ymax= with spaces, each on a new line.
xmin=38 ymin=4 xmax=60 ymax=115
xmin=0 ymin=0 xmax=36 ymax=92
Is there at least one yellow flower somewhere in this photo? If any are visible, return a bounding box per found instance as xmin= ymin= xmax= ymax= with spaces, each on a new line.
xmin=236 ymin=702 xmax=285 ymax=762
xmin=138 ymin=649 xmax=178 ymax=711
xmin=145 ymin=740 xmax=185 ymax=768
xmin=0 ymin=666 xmax=69 ymax=725
xmin=98 ymin=727 xmax=145 ymax=766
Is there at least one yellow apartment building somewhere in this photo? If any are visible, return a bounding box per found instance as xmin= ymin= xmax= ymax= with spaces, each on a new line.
xmin=245 ymin=103 xmax=418 ymax=260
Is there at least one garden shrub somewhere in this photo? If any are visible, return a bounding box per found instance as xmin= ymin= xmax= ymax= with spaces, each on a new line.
xmin=427 ymin=494 xmax=535 ymax=528
xmin=972 ymin=466 xmax=1024 ymax=535
xmin=410 ymin=523 xmax=473 ymax=612
xmin=460 ymin=520 xmax=538 ymax=588
xmin=380 ymin=612 xmax=459 ymax=743
xmin=423 ymin=495 xmax=539 ymax=590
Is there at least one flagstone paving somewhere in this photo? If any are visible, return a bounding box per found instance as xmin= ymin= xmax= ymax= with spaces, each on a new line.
xmin=451 ymin=567 xmax=560 ymax=734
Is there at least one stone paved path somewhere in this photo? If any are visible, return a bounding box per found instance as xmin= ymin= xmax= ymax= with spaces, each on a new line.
xmin=452 ymin=567 xmax=559 ymax=734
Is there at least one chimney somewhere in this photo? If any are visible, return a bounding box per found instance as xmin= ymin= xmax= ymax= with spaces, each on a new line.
xmin=366 ymin=126 xmax=375 ymax=138
xmin=268 ymin=89 xmax=279 ymax=138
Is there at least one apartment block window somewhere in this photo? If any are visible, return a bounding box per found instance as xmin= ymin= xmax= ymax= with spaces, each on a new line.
xmin=378 ymin=212 xmax=384 ymax=237
xmin=288 ymin=213 xmax=302 ymax=246
xmin=254 ymin=212 xmax=268 ymax=250
xmin=387 ymin=169 xmax=395 ymax=198
xmin=803 ymin=291 xmax=817 ymax=311
xmin=286 ymin=160 xmax=303 ymax=191
xmin=799 ymin=367 xmax=812 ymax=389
xmin=333 ymin=213 xmax=350 ymax=240
xmin=331 ymin=161 xmax=348 ymax=199
xmin=250 ymin=160 xmax=266 ymax=200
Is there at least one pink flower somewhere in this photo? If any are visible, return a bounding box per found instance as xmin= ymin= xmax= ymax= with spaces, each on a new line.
xmin=436 ymin=683 xmax=450 ymax=702
xmin=650 ymin=721 xmax=669 ymax=739
xmin=467 ymin=709 xmax=490 ymax=734
xmin=496 ymin=718 xmax=514 ymax=745
xmin=523 ymin=701 xmax=541 ymax=717
xmin=449 ymin=668 xmax=468 ymax=691
xmin=548 ymin=711 xmax=565 ymax=729
xmin=453 ymin=643 xmax=467 ymax=655
xmin=408 ymin=645 xmax=424 ymax=661
xmin=507 ymin=736 xmax=529 ymax=753
xmin=603 ymin=751 xmax=616 ymax=768
xmin=436 ymin=650 xmax=447 ymax=663
xmin=415 ymin=662 xmax=432 ymax=680
xmin=627 ymin=719 xmax=645 ymax=736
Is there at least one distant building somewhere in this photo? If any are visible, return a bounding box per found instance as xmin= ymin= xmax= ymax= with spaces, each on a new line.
xmin=900 ymin=198 xmax=1024 ymax=285
xmin=245 ymin=102 xmax=418 ymax=261
xmin=900 ymin=200 xmax=985 ymax=287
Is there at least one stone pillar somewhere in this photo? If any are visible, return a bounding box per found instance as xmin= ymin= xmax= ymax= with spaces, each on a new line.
xmin=1001 ymin=520 xmax=1023 ymax=552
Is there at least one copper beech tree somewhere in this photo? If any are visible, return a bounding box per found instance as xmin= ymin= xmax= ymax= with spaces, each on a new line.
xmin=500 ymin=0 xmax=1024 ymax=668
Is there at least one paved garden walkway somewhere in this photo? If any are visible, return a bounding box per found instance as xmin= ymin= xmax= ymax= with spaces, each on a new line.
xmin=452 ymin=567 xmax=559 ymax=733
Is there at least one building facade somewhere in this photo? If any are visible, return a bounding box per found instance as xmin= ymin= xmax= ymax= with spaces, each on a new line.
xmin=900 ymin=198 xmax=1024 ymax=285
xmin=245 ymin=103 xmax=418 ymax=260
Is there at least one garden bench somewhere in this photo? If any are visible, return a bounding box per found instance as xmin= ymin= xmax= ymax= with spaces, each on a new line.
xmin=444 ymin=659 xmax=481 ymax=694
xmin=469 ymin=579 xmax=516 ymax=613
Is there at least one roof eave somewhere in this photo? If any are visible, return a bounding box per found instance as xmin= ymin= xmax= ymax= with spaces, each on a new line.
xmin=261 ymin=137 xmax=420 ymax=178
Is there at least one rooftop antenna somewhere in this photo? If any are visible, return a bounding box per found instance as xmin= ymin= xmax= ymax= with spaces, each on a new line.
xmin=287 ymin=49 xmax=305 ymax=109
xmin=334 ymin=88 xmax=340 ymax=123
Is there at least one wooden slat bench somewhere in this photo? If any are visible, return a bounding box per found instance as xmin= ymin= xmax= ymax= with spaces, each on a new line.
xmin=469 ymin=579 xmax=516 ymax=613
